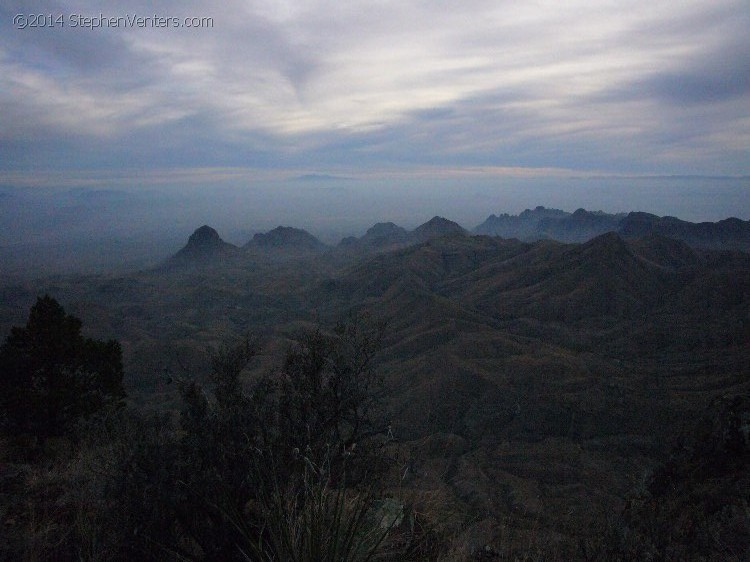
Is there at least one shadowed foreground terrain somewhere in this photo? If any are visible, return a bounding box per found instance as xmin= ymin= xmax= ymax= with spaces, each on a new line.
xmin=1 ymin=212 xmax=748 ymax=560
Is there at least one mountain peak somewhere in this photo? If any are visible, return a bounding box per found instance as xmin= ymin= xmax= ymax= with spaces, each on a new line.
xmin=574 ymin=232 xmax=635 ymax=266
xmin=423 ymin=216 xmax=460 ymax=227
xmin=412 ymin=216 xmax=466 ymax=242
xmin=582 ymin=231 xmax=629 ymax=251
xmin=247 ymin=226 xmax=326 ymax=252
xmin=171 ymin=225 xmax=237 ymax=262
xmin=188 ymin=225 xmax=222 ymax=247
xmin=361 ymin=222 xmax=408 ymax=246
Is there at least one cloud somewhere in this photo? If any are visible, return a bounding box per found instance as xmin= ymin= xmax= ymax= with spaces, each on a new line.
xmin=0 ymin=0 xmax=748 ymax=175
xmin=642 ymin=39 xmax=750 ymax=105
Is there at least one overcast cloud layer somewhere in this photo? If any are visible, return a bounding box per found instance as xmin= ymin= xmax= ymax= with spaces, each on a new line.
xmin=1 ymin=0 xmax=749 ymax=177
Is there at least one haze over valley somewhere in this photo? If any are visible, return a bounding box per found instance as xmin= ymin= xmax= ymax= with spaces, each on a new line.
xmin=1 ymin=174 xmax=748 ymax=277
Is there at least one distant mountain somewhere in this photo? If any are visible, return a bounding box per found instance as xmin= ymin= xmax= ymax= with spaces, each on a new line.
xmin=293 ymin=173 xmax=349 ymax=182
xmin=170 ymin=225 xmax=237 ymax=263
xmin=619 ymin=212 xmax=750 ymax=251
xmin=410 ymin=216 xmax=466 ymax=243
xmin=361 ymin=222 xmax=409 ymax=247
xmin=538 ymin=208 xmax=625 ymax=242
xmin=474 ymin=206 xmax=568 ymax=239
xmin=245 ymin=226 xmax=327 ymax=252
xmin=336 ymin=222 xmax=410 ymax=255
xmin=337 ymin=236 xmax=360 ymax=249
xmin=474 ymin=206 xmax=624 ymax=242
xmin=335 ymin=216 xmax=465 ymax=256
xmin=475 ymin=207 xmax=750 ymax=251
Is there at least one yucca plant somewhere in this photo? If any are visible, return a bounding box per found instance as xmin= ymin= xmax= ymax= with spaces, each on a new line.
xmin=228 ymin=455 xmax=402 ymax=562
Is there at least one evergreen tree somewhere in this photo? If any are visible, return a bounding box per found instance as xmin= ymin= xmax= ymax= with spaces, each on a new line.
xmin=0 ymin=295 xmax=125 ymax=437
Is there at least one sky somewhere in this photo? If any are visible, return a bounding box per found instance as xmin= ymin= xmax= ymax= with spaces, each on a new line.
xmin=1 ymin=0 xmax=749 ymax=182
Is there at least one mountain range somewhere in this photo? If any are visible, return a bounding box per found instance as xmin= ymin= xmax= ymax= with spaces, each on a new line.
xmin=475 ymin=206 xmax=750 ymax=250
xmin=1 ymin=206 xmax=748 ymax=558
xmin=169 ymin=208 xmax=750 ymax=267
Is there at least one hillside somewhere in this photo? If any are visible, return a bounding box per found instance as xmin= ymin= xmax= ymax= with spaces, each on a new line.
xmin=619 ymin=212 xmax=750 ymax=250
xmin=1 ymin=216 xmax=748 ymax=559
